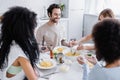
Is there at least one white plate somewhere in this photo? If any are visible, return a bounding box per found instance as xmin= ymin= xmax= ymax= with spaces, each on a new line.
xmin=53 ymin=46 xmax=68 ymax=53
xmin=36 ymin=59 xmax=56 ymax=69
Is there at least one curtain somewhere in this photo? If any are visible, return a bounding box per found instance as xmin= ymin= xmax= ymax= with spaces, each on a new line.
xmin=85 ymin=0 xmax=120 ymax=15
xmin=85 ymin=0 xmax=105 ymax=15
xmin=105 ymin=0 xmax=120 ymax=15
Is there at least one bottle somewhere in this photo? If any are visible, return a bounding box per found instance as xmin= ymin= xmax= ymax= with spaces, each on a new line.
xmin=57 ymin=53 xmax=64 ymax=64
xmin=59 ymin=56 xmax=64 ymax=63
xmin=50 ymin=50 xmax=53 ymax=59
xmin=47 ymin=45 xmax=53 ymax=59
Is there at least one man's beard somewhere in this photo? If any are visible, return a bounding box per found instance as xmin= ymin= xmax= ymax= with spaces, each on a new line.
xmin=51 ymin=18 xmax=59 ymax=23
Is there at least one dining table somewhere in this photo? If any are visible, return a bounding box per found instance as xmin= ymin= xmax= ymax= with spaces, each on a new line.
xmin=36 ymin=46 xmax=95 ymax=80
xmin=37 ymin=52 xmax=83 ymax=80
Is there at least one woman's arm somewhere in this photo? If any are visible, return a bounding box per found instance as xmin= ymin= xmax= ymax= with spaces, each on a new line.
xmin=79 ymin=34 xmax=92 ymax=43
xmin=18 ymin=57 xmax=38 ymax=80
xmin=63 ymin=34 xmax=92 ymax=47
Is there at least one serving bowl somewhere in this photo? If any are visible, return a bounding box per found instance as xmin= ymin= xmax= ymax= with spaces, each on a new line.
xmin=63 ymin=48 xmax=81 ymax=61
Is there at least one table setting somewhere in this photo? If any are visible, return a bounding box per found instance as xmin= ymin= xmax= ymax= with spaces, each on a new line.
xmin=36 ymin=45 xmax=95 ymax=80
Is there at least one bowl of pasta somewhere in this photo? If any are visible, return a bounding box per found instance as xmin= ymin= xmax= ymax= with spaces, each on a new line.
xmin=63 ymin=48 xmax=81 ymax=61
xmin=36 ymin=59 xmax=56 ymax=69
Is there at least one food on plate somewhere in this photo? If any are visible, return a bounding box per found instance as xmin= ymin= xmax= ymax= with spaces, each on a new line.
xmin=87 ymin=61 xmax=94 ymax=68
xmin=57 ymin=47 xmax=64 ymax=52
xmin=53 ymin=46 xmax=68 ymax=54
xmin=65 ymin=52 xmax=80 ymax=56
xmin=40 ymin=61 xmax=53 ymax=67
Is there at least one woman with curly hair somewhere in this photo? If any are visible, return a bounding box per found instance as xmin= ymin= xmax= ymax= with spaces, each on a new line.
xmin=77 ymin=19 xmax=120 ymax=80
xmin=0 ymin=6 xmax=39 ymax=80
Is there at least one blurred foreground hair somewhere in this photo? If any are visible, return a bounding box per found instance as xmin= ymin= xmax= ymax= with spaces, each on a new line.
xmin=0 ymin=6 xmax=39 ymax=80
xmin=92 ymin=19 xmax=120 ymax=64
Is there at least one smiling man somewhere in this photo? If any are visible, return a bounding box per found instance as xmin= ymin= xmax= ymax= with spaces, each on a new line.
xmin=36 ymin=4 xmax=69 ymax=49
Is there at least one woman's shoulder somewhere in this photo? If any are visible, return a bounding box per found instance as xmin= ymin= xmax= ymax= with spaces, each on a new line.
xmin=89 ymin=63 xmax=120 ymax=80
xmin=9 ymin=42 xmax=28 ymax=59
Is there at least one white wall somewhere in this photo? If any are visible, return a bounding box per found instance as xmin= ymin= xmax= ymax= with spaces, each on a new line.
xmin=0 ymin=0 xmax=58 ymax=18
xmin=68 ymin=0 xmax=85 ymax=40
xmin=0 ymin=0 xmax=28 ymax=14
xmin=27 ymin=0 xmax=59 ymax=18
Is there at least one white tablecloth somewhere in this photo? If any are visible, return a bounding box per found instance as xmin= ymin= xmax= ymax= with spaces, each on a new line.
xmin=38 ymin=52 xmax=83 ymax=80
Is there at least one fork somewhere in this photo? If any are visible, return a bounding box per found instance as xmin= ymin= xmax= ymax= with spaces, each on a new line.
xmin=73 ymin=50 xmax=76 ymax=55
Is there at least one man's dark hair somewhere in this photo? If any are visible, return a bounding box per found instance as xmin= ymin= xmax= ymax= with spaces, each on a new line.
xmin=47 ymin=3 xmax=61 ymax=16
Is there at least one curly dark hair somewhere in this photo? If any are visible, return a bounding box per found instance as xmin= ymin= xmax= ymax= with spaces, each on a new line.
xmin=98 ymin=8 xmax=115 ymax=20
xmin=0 ymin=6 xmax=39 ymax=79
xmin=47 ymin=3 xmax=61 ymax=17
xmin=92 ymin=19 xmax=120 ymax=64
